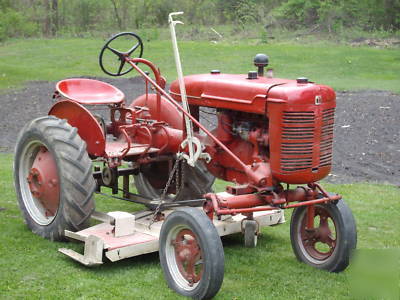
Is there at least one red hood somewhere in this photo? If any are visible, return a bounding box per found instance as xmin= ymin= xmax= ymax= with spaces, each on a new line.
xmin=169 ymin=73 xmax=290 ymax=114
xmin=169 ymin=73 xmax=335 ymax=114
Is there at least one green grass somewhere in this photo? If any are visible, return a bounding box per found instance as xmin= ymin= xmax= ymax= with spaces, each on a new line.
xmin=0 ymin=153 xmax=399 ymax=299
xmin=0 ymin=38 xmax=399 ymax=93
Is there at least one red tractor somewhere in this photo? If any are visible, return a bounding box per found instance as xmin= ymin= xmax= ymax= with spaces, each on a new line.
xmin=14 ymin=13 xmax=356 ymax=299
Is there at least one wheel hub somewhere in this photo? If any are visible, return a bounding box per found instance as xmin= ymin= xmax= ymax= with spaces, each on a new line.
xmin=172 ymin=229 xmax=203 ymax=286
xmin=27 ymin=147 xmax=60 ymax=216
xmin=301 ymin=207 xmax=337 ymax=260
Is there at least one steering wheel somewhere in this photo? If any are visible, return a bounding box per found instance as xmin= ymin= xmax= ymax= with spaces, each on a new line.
xmin=99 ymin=32 xmax=143 ymax=77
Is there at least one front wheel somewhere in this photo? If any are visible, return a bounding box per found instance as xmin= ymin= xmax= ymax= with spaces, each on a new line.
xmin=290 ymin=199 xmax=357 ymax=272
xmin=159 ymin=208 xmax=224 ymax=299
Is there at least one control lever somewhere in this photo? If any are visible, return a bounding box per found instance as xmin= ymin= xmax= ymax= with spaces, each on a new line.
xmin=168 ymin=12 xmax=197 ymax=167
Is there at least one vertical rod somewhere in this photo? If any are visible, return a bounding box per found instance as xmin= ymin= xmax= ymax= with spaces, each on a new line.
xmin=123 ymin=175 xmax=129 ymax=199
xmin=168 ymin=12 xmax=195 ymax=165
xmin=145 ymin=78 xmax=149 ymax=106
xmin=306 ymin=204 xmax=315 ymax=230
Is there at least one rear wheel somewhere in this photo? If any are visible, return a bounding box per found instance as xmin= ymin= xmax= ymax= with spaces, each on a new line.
xmin=290 ymin=199 xmax=357 ymax=272
xmin=14 ymin=116 xmax=95 ymax=241
xmin=159 ymin=208 xmax=224 ymax=299
xmin=134 ymin=160 xmax=214 ymax=205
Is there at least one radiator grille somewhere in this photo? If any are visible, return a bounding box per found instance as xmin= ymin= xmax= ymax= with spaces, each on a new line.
xmin=282 ymin=127 xmax=314 ymax=140
xmin=281 ymin=111 xmax=314 ymax=172
xmin=280 ymin=109 xmax=335 ymax=173
xmin=320 ymin=108 xmax=335 ymax=167
xmin=283 ymin=111 xmax=315 ymax=124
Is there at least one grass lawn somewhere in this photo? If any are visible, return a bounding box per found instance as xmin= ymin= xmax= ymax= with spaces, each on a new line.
xmin=0 ymin=38 xmax=399 ymax=93
xmin=0 ymin=37 xmax=399 ymax=298
xmin=0 ymin=153 xmax=398 ymax=299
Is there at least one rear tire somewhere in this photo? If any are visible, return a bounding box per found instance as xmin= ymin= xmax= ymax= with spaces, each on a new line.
xmin=14 ymin=116 xmax=95 ymax=241
xmin=134 ymin=160 xmax=214 ymax=206
xmin=159 ymin=208 xmax=224 ymax=299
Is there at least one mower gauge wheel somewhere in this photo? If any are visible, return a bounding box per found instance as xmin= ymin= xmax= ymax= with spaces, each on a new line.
xmin=159 ymin=208 xmax=224 ymax=299
xmin=99 ymin=32 xmax=143 ymax=77
xmin=243 ymin=219 xmax=258 ymax=248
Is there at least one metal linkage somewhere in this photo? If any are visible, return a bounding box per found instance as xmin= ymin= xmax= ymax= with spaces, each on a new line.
xmin=95 ymin=189 xmax=152 ymax=205
xmin=95 ymin=188 xmax=204 ymax=211
xmin=204 ymin=183 xmax=342 ymax=217
xmin=149 ymin=156 xmax=182 ymax=227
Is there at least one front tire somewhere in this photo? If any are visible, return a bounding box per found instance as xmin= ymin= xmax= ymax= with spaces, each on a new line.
xmin=159 ymin=208 xmax=224 ymax=299
xmin=14 ymin=116 xmax=95 ymax=241
xmin=290 ymin=199 xmax=357 ymax=272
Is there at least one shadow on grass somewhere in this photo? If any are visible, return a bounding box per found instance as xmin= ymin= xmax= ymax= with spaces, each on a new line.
xmin=221 ymin=230 xmax=288 ymax=249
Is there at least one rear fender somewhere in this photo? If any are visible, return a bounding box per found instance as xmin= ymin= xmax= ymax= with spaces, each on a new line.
xmin=49 ymin=100 xmax=105 ymax=157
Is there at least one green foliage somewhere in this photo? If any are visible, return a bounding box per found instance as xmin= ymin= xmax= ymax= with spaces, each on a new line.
xmin=0 ymin=8 xmax=38 ymax=41
xmin=0 ymin=0 xmax=397 ymax=41
xmin=273 ymin=0 xmax=400 ymax=32
xmin=260 ymin=30 xmax=269 ymax=44
xmin=233 ymin=0 xmax=258 ymax=26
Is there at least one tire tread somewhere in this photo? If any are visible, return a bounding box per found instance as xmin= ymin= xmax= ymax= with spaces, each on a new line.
xmin=289 ymin=199 xmax=357 ymax=272
xmin=14 ymin=116 xmax=95 ymax=241
xmin=159 ymin=208 xmax=224 ymax=299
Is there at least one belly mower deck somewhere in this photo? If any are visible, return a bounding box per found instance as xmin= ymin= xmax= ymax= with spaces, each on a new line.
xmin=59 ymin=193 xmax=285 ymax=267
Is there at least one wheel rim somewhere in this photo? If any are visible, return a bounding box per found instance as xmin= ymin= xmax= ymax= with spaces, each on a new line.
xmin=19 ymin=141 xmax=60 ymax=225
xmin=165 ymin=225 xmax=203 ymax=291
xmin=298 ymin=205 xmax=337 ymax=263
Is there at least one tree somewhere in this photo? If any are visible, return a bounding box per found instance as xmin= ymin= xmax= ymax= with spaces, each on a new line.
xmin=110 ymin=0 xmax=122 ymax=30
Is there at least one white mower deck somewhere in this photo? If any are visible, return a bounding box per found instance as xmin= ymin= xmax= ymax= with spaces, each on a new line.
xmin=59 ymin=196 xmax=284 ymax=267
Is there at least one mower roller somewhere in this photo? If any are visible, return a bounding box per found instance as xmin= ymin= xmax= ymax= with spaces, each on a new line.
xmin=13 ymin=12 xmax=357 ymax=299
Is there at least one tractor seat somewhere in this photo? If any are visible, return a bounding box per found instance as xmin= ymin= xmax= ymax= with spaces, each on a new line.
xmin=56 ymin=78 xmax=125 ymax=105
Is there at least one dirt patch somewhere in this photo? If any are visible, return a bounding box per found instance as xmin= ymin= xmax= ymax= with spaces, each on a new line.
xmin=0 ymin=78 xmax=398 ymax=185
xmin=330 ymin=90 xmax=399 ymax=185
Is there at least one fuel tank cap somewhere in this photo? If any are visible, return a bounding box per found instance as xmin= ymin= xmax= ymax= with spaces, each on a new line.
xmin=248 ymin=71 xmax=258 ymax=79
xmin=296 ymin=77 xmax=309 ymax=84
